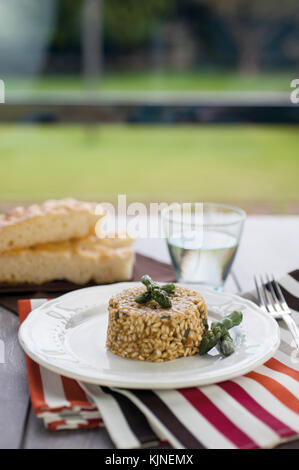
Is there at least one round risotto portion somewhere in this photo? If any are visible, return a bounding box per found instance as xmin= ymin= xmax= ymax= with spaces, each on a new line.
xmin=106 ymin=285 xmax=208 ymax=362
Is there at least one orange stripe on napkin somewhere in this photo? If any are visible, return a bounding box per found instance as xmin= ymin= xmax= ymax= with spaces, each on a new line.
xmin=61 ymin=376 xmax=92 ymax=406
xmin=18 ymin=299 xmax=33 ymax=323
xmin=18 ymin=299 xmax=48 ymax=412
xmin=78 ymin=422 xmax=102 ymax=430
xmin=246 ymin=371 xmax=299 ymax=414
xmin=48 ymin=420 xmax=67 ymax=431
xmin=25 ymin=358 xmax=48 ymax=413
xmin=265 ymin=358 xmax=299 ymax=382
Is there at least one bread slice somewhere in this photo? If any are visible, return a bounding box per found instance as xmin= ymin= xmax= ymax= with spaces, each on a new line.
xmin=0 ymin=236 xmax=135 ymax=285
xmin=0 ymin=199 xmax=105 ymax=253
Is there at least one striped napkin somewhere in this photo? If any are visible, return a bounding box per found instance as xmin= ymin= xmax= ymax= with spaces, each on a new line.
xmin=18 ymin=299 xmax=163 ymax=447
xmin=18 ymin=299 xmax=103 ymax=431
xmin=18 ymin=270 xmax=299 ymax=449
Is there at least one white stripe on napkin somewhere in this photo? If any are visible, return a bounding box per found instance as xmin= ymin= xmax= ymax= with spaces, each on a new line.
xmin=40 ymin=367 xmax=70 ymax=409
xmin=274 ymin=349 xmax=299 ymax=371
xmin=233 ymin=376 xmax=299 ymax=432
xmin=30 ymin=299 xmax=48 ymax=310
xmin=200 ymin=384 xmax=279 ymax=447
xmin=80 ymin=383 xmax=141 ymax=449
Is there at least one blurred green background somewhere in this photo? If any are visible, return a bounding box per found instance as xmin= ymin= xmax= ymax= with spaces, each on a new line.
xmin=4 ymin=72 xmax=294 ymax=93
xmin=0 ymin=0 xmax=298 ymax=213
xmin=1 ymin=124 xmax=298 ymax=214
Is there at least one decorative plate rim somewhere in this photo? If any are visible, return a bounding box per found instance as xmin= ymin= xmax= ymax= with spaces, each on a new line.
xmin=18 ymin=282 xmax=280 ymax=389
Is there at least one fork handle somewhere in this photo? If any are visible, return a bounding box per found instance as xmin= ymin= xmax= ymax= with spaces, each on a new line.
xmin=281 ymin=314 xmax=299 ymax=351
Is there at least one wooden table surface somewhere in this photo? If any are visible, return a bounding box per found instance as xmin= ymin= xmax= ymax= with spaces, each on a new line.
xmin=1 ymin=215 xmax=299 ymax=449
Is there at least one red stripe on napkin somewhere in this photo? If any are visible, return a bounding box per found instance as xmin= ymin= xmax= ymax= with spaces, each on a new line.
xmin=218 ymin=381 xmax=295 ymax=438
xmin=179 ymin=388 xmax=259 ymax=449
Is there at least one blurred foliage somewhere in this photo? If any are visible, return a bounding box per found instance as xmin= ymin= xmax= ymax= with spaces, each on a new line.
xmin=51 ymin=0 xmax=82 ymax=49
xmin=104 ymin=0 xmax=175 ymax=47
xmin=52 ymin=0 xmax=175 ymax=49
xmin=200 ymin=0 xmax=299 ymax=72
xmin=48 ymin=0 xmax=299 ymax=70
xmin=205 ymin=0 xmax=299 ymax=21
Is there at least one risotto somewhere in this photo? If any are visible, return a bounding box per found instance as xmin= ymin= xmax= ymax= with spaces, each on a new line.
xmin=106 ymin=284 xmax=208 ymax=362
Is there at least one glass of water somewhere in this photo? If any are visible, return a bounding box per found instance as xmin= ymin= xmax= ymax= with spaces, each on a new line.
xmin=161 ymin=202 xmax=246 ymax=290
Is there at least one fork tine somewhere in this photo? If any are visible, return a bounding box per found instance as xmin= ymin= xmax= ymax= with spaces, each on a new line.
xmin=254 ymin=275 xmax=267 ymax=312
xmin=265 ymin=273 xmax=281 ymax=313
xmin=260 ymin=274 xmax=275 ymax=313
xmin=271 ymin=275 xmax=290 ymax=312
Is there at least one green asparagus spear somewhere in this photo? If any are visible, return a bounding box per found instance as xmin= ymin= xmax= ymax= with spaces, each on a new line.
xmin=137 ymin=275 xmax=174 ymax=307
xmin=218 ymin=331 xmax=235 ymax=356
xmin=152 ymin=288 xmax=172 ymax=308
xmin=199 ymin=326 xmax=222 ymax=355
xmin=211 ymin=310 xmax=243 ymax=333
xmin=135 ymin=291 xmax=152 ymax=304
xmin=161 ymin=283 xmax=176 ymax=294
xmin=141 ymin=274 xmax=157 ymax=292
xmin=199 ymin=311 xmax=243 ymax=356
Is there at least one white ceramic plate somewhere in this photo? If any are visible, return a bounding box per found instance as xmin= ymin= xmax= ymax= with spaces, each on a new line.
xmin=18 ymin=282 xmax=280 ymax=389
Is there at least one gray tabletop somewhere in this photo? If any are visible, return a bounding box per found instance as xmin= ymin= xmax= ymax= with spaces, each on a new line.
xmin=1 ymin=215 xmax=299 ymax=449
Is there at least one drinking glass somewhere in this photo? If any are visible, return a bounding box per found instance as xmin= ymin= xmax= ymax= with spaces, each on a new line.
xmin=161 ymin=202 xmax=246 ymax=290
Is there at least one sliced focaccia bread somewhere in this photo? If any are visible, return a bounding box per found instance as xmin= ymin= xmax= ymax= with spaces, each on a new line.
xmin=0 ymin=235 xmax=135 ymax=285
xmin=0 ymin=199 xmax=105 ymax=253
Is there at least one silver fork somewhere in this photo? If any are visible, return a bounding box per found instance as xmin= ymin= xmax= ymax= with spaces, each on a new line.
xmin=254 ymin=274 xmax=299 ymax=351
